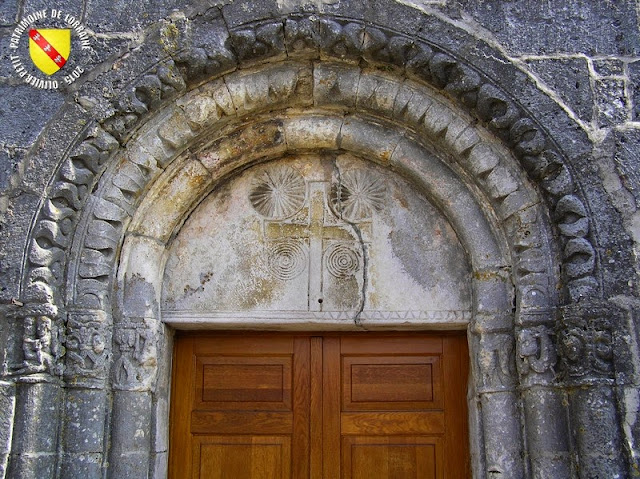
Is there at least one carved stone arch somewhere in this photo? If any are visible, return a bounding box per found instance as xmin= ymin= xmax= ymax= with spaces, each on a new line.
xmin=5 ymin=5 xmax=632 ymax=479
xmin=74 ymin=61 xmax=560 ymax=478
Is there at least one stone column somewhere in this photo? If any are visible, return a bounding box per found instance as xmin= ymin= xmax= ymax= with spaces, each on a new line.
xmin=60 ymin=310 xmax=111 ymax=479
xmin=516 ymin=318 xmax=572 ymax=478
xmin=0 ymin=380 xmax=15 ymax=479
xmin=6 ymin=305 xmax=64 ymax=478
xmin=471 ymin=314 xmax=526 ymax=478
xmin=108 ymin=317 xmax=159 ymax=478
xmin=559 ymin=304 xmax=627 ymax=478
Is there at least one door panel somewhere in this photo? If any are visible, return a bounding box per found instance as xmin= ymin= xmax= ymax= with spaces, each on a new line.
xmin=171 ymin=335 xmax=310 ymax=479
xmin=170 ymin=333 xmax=468 ymax=479
xmin=342 ymin=436 xmax=441 ymax=479
xmin=193 ymin=436 xmax=291 ymax=479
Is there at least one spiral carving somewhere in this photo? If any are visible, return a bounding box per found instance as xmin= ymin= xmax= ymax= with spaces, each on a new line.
xmin=267 ymin=240 xmax=308 ymax=280
xmin=325 ymin=243 xmax=360 ymax=279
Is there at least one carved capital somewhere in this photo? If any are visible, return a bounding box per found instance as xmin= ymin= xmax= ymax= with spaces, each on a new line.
xmin=112 ymin=318 xmax=158 ymax=391
xmin=475 ymin=331 xmax=517 ymax=392
xmin=558 ymin=305 xmax=618 ymax=382
xmin=7 ymin=303 xmax=63 ymax=380
xmin=64 ymin=311 xmax=110 ymax=387
xmin=516 ymin=326 xmax=557 ymax=385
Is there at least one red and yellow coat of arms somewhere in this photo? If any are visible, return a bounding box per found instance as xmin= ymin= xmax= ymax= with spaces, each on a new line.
xmin=28 ymin=28 xmax=70 ymax=75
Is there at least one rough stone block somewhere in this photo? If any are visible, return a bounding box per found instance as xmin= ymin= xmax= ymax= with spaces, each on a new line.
xmin=457 ymin=0 xmax=640 ymax=55
xmin=59 ymin=453 xmax=102 ymax=479
xmin=525 ymin=57 xmax=593 ymax=122
xmin=0 ymin=147 xmax=24 ymax=195
xmin=22 ymin=0 xmax=83 ymax=16
xmin=0 ymin=202 xmax=40 ymax=302
xmin=594 ymin=78 xmax=629 ymax=127
xmin=0 ymin=85 xmax=63 ymax=147
xmin=85 ymin=0 xmax=182 ymax=32
xmin=629 ymin=60 xmax=640 ymax=121
xmin=0 ymin=0 xmax=18 ymax=25
xmin=365 ymin=0 xmax=423 ymax=36
xmin=593 ymin=58 xmax=625 ymax=77
xmin=6 ymin=453 xmax=56 ymax=479
xmin=222 ymin=0 xmax=281 ymax=29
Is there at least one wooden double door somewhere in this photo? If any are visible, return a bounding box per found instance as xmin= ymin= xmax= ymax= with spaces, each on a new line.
xmin=169 ymin=333 xmax=469 ymax=478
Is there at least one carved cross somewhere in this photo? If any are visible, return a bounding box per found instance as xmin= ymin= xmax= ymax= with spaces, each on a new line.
xmin=264 ymin=181 xmax=365 ymax=310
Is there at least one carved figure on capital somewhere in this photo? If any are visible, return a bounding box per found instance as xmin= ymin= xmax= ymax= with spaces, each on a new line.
xmin=476 ymin=332 xmax=517 ymax=390
xmin=64 ymin=312 xmax=109 ymax=384
xmin=112 ymin=320 xmax=158 ymax=390
xmin=10 ymin=312 xmax=63 ymax=377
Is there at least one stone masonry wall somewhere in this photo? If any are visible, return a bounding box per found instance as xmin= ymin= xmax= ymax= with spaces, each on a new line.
xmin=1 ymin=0 xmax=637 ymax=298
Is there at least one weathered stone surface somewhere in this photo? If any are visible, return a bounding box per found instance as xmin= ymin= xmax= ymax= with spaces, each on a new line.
xmin=0 ymin=86 xmax=63 ymax=147
xmin=163 ymin=155 xmax=472 ymax=327
xmin=629 ymin=60 xmax=640 ymax=121
xmin=0 ymin=193 xmax=40 ymax=302
xmin=525 ymin=58 xmax=593 ymax=122
xmin=457 ymin=0 xmax=640 ymax=55
xmin=63 ymin=388 xmax=107 ymax=453
xmin=0 ymin=0 xmax=18 ymax=26
xmin=594 ymin=77 xmax=629 ymax=127
xmin=0 ymin=382 xmax=15 ymax=478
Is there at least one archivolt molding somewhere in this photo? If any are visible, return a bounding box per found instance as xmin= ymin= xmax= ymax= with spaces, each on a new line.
xmin=96 ymin=60 xmax=560 ymax=386
xmin=21 ymin=12 xmax=596 ymax=313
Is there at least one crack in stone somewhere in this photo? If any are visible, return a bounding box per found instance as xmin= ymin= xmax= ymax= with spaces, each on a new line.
xmin=331 ymin=159 xmax=368 ymax=328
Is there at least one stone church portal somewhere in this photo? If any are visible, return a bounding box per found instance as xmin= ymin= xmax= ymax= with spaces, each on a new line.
xmin=1 ymin=1 xmax=639 ymax=478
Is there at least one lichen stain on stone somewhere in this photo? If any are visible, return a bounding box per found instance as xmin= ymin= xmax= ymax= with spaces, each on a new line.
xmin=473 ymin=270 xmax=504 ymax=281
xmin=159 ymin=23 xmax=180 ymax=53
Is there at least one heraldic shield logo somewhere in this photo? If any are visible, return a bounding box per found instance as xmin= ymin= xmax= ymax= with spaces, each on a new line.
xmin=28 ymin=28 xmax=70 ymax=75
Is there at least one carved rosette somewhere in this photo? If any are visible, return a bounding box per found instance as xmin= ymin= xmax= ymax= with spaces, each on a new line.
xmin=64 ymin=311 xmax=110 ymax=387
xmin=324 ymin=243 xmax=361 ymax=279
xmin=112 ymin=319 xmax=158 ymax=391
xmin=329 ymin=169 xmax=385 ymax=222
xmin=249 ymin=165 xmax=306 ymax=219
xmin=558 ymin=305 xmax=617 ymax=383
